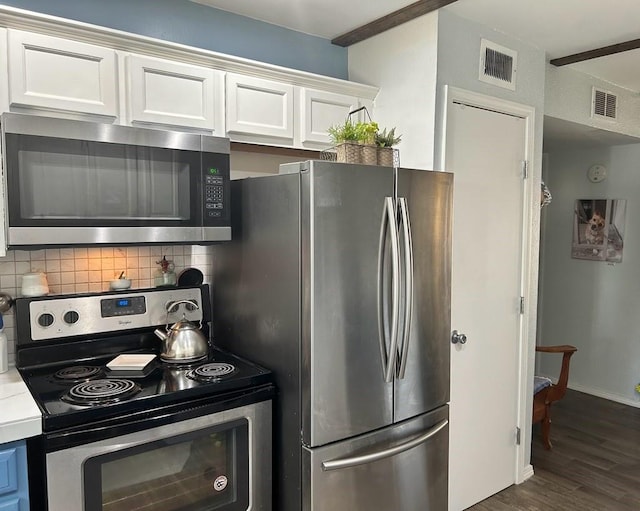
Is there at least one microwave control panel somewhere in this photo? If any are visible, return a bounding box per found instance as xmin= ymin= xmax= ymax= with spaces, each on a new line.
xmin=202 ymin=155 xmax=230 ymax=226
xmin=205 ymin=174 xmax=225 ymax=215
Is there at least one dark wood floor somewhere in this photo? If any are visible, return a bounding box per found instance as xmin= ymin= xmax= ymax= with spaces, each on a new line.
xmin=469 ymin=390 xmax=640 ymax=510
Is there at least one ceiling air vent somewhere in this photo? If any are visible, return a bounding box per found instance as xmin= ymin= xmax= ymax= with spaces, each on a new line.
xmin=592 ymin=88 xmax=617 ymax=120
xmin=479 ymin=39 xmax=517 ymax=91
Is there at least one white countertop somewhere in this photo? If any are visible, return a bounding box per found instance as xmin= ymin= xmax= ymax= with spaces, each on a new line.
xmin=0 ymin=367 xmax=42 ymax=444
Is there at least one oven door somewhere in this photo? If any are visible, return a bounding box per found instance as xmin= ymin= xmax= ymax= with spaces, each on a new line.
xmin=1 ymin=113 xmax=231 ymax=246
xmin=44 ymin=401 xmax=271 ymax=511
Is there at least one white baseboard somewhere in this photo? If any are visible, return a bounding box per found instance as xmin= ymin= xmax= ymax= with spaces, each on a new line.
xmin=567 ymin=382 xmax=640 ymax=408
xmin=536 ymin=374 xmax=640 ymax=408
xmin=518 ymin=464 xmax=534 ymax=484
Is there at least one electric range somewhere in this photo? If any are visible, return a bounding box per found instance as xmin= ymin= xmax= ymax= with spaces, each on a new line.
xmin=14 ymin=285 xmax=274 ymax=511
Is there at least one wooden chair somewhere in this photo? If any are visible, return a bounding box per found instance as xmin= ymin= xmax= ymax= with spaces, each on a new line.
xmin=532 ymin=345 xmax=577 ymax=450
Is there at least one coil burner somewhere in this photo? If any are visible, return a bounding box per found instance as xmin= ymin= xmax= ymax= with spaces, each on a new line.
xmin=54 ymin=366 xmax=102 ymax=383
xmin=62 ymin=379 xmax=141 ymax=406
xmin=187 ymin=363 xmax=236 ymax=383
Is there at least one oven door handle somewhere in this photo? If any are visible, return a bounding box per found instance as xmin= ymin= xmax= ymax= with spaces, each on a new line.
xmin=45 ymin=384 xmax=275 ymax=451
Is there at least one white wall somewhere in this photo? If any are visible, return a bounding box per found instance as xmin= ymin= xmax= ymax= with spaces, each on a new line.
xmin=540 ymin=145 xmax=640 ymax=407
xmin=541 ymin=60 xmax=640 ymax=406
xmin=434 ymin=10 xmax=546 ymax=168
xmin=230 ymin=150 xmax=304 ymax=179
xmin=348 ymin=12 xmax=439 ymax=170
xmin=545 ymin=64 xmax=640 ymax=139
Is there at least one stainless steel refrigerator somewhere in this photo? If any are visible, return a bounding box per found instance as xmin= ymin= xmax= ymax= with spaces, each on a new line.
xmin=211 ymin=160 xmax=452 ymax=511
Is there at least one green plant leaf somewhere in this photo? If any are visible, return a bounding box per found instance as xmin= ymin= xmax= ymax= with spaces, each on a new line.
xmin=375 ymin=127 xmax=402 ymax=147
xmin=327 ymin=119 xmax=359 ymax=144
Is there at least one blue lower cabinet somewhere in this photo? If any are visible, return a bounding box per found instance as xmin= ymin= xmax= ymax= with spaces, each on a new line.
xmin=0 ymin=498 xmax=20 ymax=511
xmin=0 ymin=448 xmax=18 ymax=496
xmin=0 ymin=441 xmax=29 ymax=511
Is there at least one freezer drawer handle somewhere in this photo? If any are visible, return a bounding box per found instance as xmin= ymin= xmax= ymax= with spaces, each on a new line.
xmin=321 ymin=419 xmax=448 ymax=471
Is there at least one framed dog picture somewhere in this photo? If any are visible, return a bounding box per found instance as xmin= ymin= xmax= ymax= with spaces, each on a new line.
xmin=572 ymin=199 xmax=626 ymax=262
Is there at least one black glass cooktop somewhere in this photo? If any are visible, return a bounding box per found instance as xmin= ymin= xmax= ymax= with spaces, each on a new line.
xmin=19 ymin=347 xmax=272 ymax=431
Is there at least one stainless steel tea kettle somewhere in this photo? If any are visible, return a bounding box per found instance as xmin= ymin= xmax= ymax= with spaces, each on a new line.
xmin=153 ymin=300 xmax=209 ymax=363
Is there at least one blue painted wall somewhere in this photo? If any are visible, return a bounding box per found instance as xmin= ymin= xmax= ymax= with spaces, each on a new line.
xmin=0 ymin=0 xmax=348 ymax=79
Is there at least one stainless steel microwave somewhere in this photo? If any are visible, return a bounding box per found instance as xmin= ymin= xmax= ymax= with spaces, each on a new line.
xmin=0 ymin=113 xmax=231 ymax=247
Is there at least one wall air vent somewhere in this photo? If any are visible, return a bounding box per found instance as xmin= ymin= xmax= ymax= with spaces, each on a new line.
xmin=592 ymin=88 xmax=617 ymax=120
xmin=479 ymin=39 xmax=517 ymax=91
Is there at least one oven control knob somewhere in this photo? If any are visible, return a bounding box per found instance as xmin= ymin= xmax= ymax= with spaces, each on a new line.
xmin=63 ymin=310 xmax=80 ymax=324
xmin=37 ymin=313 xmax=55 ymax=328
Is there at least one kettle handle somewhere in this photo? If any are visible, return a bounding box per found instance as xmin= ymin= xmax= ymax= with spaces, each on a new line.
xmin=166 ymin=299 xmax=200 ymax=313
xmin=164 ymin=300 xmax=203 ymax=330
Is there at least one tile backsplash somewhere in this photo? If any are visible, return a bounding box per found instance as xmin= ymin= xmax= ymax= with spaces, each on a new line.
xmin=0 ymin=245 xmax=213 ymax=365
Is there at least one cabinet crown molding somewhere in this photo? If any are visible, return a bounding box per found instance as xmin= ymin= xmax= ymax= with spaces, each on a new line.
xmin=0 ymin=5 xmax=378 ymax=101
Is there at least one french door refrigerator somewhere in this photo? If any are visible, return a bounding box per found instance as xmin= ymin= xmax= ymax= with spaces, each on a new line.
xmin=211 ymin=160 xmax=452 ymax=511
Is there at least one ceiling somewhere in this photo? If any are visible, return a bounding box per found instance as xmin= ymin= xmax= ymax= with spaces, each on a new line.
xmin=543 ymin=117 xmax=640 ymax=152
xmin=190 ymin=0 xmax=419 ymax=40
xmin=192 ymin=0 xmax=640 ymax=145
xmin=192 ymin=0 xmax=640 ymax=92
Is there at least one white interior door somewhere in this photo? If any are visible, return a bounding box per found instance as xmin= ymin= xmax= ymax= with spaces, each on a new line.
xmin=446 ymin=101 xmax=526 ymax=510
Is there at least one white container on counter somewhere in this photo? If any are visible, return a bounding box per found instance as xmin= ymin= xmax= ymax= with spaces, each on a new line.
xmin=21 ymin=272 xmax=49 ymax=297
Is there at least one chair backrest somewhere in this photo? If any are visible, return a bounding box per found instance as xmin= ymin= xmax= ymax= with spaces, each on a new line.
xmin=535 ymin=345 xmax=577 ymax=403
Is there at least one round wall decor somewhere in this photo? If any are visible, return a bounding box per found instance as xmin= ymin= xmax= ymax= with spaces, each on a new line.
xmin=587 ymin=164 xmax=607 ymax=183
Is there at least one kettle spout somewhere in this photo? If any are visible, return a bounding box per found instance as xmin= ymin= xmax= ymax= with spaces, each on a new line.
xmin=153 ymin=328 xmax=168 ymax=341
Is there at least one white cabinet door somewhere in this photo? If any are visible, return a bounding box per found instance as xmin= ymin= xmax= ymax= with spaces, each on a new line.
xmin=128 ymin=55 xmax=224 ymax=132
xmin=299 ymin=88 xmax=358 ymax=146
xmin=8 ymin=30 xmax=117 ymax=117
xmin=226 ymin=73 xmax=293 ymax=140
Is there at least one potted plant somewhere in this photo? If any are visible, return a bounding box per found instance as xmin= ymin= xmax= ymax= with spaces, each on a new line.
xmin=375 ymin=127 xmax=402 ymax=167
xmin=328 ymin=119 xmax=360 ymax=163
xmin=356 ymin=121 xmax=379 ymax=165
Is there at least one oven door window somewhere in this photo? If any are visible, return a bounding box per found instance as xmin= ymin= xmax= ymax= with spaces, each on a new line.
xmin=83 ymin=419 xmax=249 ymax=511
xmin=5 ymin=134 xmax=200 ymax=227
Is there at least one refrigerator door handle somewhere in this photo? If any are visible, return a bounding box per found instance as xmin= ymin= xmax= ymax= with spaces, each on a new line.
xmin=379 ymin=196 xmax=401 ymax=383
xmin=377 ymin=200 xmax=390 ymax=377
xmin=397 ymin=197 xmax=414 ymax=380
xmin=321 ymin=419 xmax=448 ymax=471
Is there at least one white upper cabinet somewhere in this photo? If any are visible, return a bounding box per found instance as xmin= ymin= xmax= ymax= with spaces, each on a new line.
xmin=299 ymin=88 xmax=359 ymax=146
xmin=127 ymin=55 xmax=224 ymax=132
xmin=7 ymin=30 xmax=117 ymax=118
xmin=1 ymin=16 xmax=378 ymax=146
xmin=226 ymin=73 xmax=294 ymax=141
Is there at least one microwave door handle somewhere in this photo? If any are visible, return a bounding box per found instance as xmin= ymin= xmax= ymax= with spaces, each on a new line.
xmin=397 ymin=197 xmax=413 ymax=380
xmin=321 ymin=419 xmax=449 ymax=471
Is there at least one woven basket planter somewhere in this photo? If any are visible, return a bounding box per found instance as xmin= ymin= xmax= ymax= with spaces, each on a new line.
xmin=377 ymin=147 xmax=394 ymax=167
xmin=361 ymin=144 xmax=377 ymax=165
xmin=336 ymin=142 xmax=361 ymax=164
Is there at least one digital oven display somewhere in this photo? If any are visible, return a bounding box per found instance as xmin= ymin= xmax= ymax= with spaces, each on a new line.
xmin=101 ymin=296 xmax=146 ymax=317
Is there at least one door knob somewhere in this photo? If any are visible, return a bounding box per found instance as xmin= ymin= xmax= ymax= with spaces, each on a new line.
xmin=451 ymin=330 xmax=467 ymax=345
